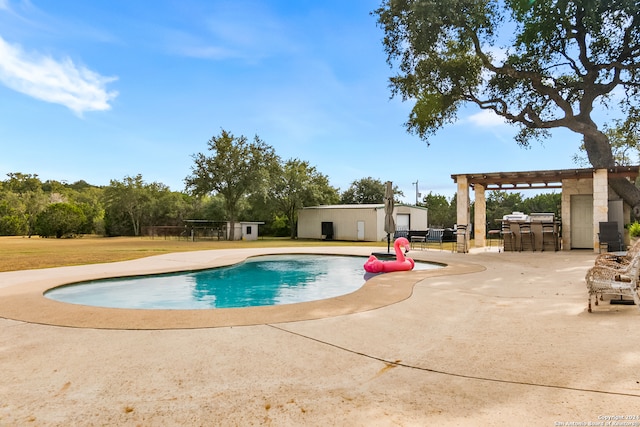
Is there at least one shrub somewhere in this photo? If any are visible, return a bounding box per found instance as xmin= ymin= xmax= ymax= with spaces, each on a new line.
xmin=629 ymin=221 xmax=640 ymax=238
xmin=35 ymin=203 xmax=86 ymax=238
xmin=0 ymin=215 xmax=28 ymax=236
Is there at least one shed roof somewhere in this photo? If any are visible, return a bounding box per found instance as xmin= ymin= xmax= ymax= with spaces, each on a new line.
xmin=301 ymin=204 xmax=427 ymax=210
xmin=451 ymin=166 xmax=640 ymax=190
xmin=302 ymin=204 xmax=383 ymax=209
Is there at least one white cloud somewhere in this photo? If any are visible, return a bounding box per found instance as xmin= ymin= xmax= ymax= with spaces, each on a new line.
xmin=0 ymin=36 xmax=117 ymax=115
xmin=467 ymin=109 xmax=508 ymax=127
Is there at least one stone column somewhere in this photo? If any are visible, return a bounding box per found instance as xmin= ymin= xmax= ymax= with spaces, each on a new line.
xmin=456 ymin=176 xmax=470 ymax=252
xmin=593 ymin=169 xmax=609 ymax=253
xmin=474 ymin=184 xmax=486 ymax=248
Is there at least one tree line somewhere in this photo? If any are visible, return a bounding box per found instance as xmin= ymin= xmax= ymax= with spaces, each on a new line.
xmin=0 ymin=129 xmax=562 ymax=239
xmin=0 ymin=130 xmax=408 ymax=238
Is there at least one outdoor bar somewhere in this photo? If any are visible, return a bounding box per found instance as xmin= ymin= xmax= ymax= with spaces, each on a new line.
xmin=500 ymin=212 xmax=560 ymax=251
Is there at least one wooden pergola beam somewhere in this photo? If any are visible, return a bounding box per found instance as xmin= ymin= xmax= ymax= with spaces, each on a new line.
xmin=452 ymin=166 xmax=640 ymax=191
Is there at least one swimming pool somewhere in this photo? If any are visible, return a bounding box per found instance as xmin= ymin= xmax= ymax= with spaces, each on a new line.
xmin=45 ymin=254 xmax=440 ymax=310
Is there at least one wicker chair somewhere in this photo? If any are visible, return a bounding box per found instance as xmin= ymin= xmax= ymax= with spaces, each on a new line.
xmin=585 ymin=255 xmax=640 ymax=312
xmin=595 ymin=237 xmax=640 ymax=268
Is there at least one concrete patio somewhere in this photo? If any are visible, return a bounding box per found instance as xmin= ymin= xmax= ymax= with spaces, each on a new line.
xmin=1 ymin=247 xmax=639 ymax=425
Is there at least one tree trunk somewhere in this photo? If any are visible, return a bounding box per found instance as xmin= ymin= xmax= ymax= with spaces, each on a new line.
xmin=609 ymin=178 xmax=640 ymax=217
xmin=228 ymin=218 xmax=236 ymax=241
xmin=128 ymin=210 xmax=140 ymax=236
xmin=583 ymin=132 xmax=640 ymax=216
xmin=583 ymin=128 xmax=614 ymax=168
xmin=288 ymin=206 xmax=297 ymax=239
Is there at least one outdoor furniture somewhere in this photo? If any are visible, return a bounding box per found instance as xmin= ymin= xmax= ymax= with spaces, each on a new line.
xmin=487 ymin=223 xmax=501 ymax=249
xmin=408 ymin=230 xmax=428 ymax=250
xmin=454 ymin=224 xmax=468 ymax=253
xmin=541 ymin=222 xmax=558 ymax=251
xmin=585 ymin=256 xmax=640 ymax=312
xmin=442 ymin=229 xmax=456 ymax=252
xmin=500 ymin=221 xmax=515 ymax=251
xmin=595 ymin=237 xmax=640 ymax=268
xmin=518 ymin=222 xmax=535 ymax=251
xmin=598 ymin=221 xmax=624 ymax=253
xmin=394 ymin=230 xmax=409 ymax=240
xmin=426 ymin=228 xmax=444 ymax=250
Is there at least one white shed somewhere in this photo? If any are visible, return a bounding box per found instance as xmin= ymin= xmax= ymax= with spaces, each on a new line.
xmin=227 ymin=221 xmax=265 ymax=241
xmin=297 ymin=204 xmax=428 ymax=241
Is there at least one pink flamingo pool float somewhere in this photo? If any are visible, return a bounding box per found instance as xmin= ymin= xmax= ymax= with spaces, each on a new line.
xmin=364 ymin=237 xmax=415 ymax=273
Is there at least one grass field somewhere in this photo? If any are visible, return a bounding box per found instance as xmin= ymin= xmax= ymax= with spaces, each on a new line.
xmin=0 ymin=235 xmax=388 ymax=272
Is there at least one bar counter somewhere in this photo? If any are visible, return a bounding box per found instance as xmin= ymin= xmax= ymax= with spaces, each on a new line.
xmin=501 ymin=220 xmax=560 ymax=251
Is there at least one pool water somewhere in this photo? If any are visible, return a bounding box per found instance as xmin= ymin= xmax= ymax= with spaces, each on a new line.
xmin=45 ymin=254 xmax=440 ymax=310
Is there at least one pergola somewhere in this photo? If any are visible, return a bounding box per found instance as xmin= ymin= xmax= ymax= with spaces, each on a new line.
xmin=451 ymin=166 xmax=640 ymax=252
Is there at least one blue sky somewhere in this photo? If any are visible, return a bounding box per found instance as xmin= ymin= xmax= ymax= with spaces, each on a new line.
xmin=0 ymin=0 xmax=590 ymax=203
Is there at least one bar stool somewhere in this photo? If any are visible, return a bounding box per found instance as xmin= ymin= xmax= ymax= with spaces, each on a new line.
xmin=455 ymin=224 xmax=468 ymax=253
xmin=541 ymin=222 xmax=557 ymax=251
xmin=487 ymin=227 xmax=502 ymax=249
xmin=518 ymin=222 xmax=535 ymax=251
xmin=500 ymin=221 xmax=514 ymax=252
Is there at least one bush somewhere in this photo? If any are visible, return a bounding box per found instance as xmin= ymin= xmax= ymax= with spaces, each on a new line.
xmin=35 ymin=203 xmax=86 ymax=238
xmin=0 ymin=215 xmax=28 ymax=236
xmin=629 ymin=221 xmax=640 ymax=238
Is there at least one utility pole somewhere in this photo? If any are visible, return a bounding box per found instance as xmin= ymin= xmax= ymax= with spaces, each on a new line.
xmin=412 ymin=180 xmax=421 ymax=205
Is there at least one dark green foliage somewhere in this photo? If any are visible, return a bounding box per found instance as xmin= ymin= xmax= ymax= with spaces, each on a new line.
xmin=340 ymin=178 xmax=403 ymax=204
xmin=185 ymin=129 xmax=279 ymax=240
xmin=486 ymin=191 xmax=525 ymax=225
xmin=520 ymin=192 xmax=561 ymax=217
xmin=35 ymin=203 xmax=86 ymax=238
xmin=0 ymin=193 xmax=27 ymax=236
xmin=103 ymin=175 xmax=192 ymax=236
xmin=422 ymin=192 xmax=456 ymax=228
xmin=271 ymin=159 xmax=339 ymax=239
xmin=374 ymin=0 xmax=640 ymax=209
xmin=341 ymin=177 xmax=386 ymax=204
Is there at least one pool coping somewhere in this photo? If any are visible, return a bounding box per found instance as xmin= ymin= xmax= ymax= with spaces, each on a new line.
xmin=0 ymin=246 xmax=483 ymax=329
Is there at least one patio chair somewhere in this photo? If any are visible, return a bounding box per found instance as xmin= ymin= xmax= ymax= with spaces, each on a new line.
xmin=598 ymin=221 xmax=624 ymax=253
xmin=596 ymin=237 xmax=640 ymax=268
xmin=585 ymin=255 xmax=640 ymax=312
xmin=426 ymin=228 xmax=444 ymax=250
xmin=409 ymin=230 xmax=427 ymax=250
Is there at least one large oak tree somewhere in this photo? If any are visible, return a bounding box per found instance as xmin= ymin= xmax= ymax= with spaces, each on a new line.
xmin=375 ymin=0 xmax=640 ymax=213
xmin=271 ymin=158 xmax=339 ymax=239
xmin=185 ymin=129 xmax=278 ymax=240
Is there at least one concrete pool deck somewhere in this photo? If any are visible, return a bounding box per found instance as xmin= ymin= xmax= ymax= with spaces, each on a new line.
xmin=1 ymin=247 xmax=639 ymax=425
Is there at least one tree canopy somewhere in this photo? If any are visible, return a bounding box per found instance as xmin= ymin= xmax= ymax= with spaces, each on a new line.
xmin=375 ymin=0 xmax=640 ymax=212
xmin=185 ymin=129 xmax=278 ymax=240
xmin=340 ymin=177 xmax=404 ymax=204
xmin=422 ymin=191 xmax=456 ymax=227
xmin=35 ymin=203 xmax=86 ymax=238
xmin=271 ymin=158 xmax=339 ymax=239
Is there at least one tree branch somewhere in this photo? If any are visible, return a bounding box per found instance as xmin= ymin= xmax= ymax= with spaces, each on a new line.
xmin=465 ymin=25 xmax=574 ymax=116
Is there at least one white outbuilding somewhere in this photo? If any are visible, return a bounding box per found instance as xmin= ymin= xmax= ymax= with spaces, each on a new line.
xmin=297 ymin=204 xmax=428 ymax=241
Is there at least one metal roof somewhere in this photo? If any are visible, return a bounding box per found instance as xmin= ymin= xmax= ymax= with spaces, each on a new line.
xmin=301 ymin=204 xmax=427 ymax=210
